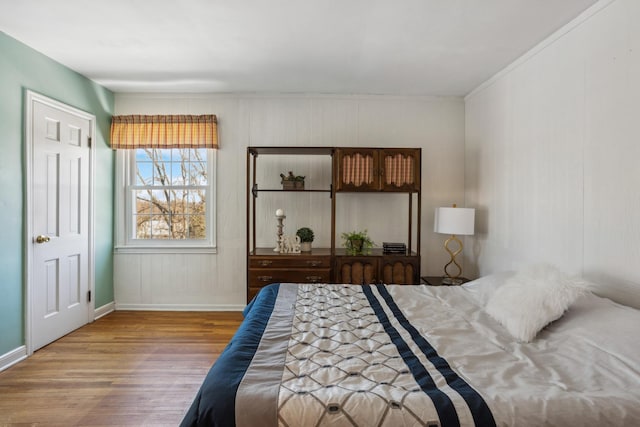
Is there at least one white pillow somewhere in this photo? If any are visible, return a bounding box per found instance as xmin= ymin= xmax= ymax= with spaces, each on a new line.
xmin=462 ymin=270 xmax=516 ymax=306
xmin=485 ymin=264 xmax=586 ymax=342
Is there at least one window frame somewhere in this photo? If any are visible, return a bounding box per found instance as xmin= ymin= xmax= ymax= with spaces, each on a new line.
xmin=114 ymin=148 xmax=217 ymax=253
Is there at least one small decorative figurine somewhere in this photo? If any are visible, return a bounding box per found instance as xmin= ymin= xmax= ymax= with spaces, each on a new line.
xmin=280 ymin=235 xmax=301 ymax=254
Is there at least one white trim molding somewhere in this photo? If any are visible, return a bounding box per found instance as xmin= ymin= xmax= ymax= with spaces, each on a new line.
xmin=94 ymin=302 xmax=116 ymax=320
xmin=0 ymin=346 xmax=27 ymax=372
xmin=115 ymin=303 xmax=245 ymax=312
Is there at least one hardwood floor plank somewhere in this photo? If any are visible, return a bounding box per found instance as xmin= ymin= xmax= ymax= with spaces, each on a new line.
xmin=0 ymin=311 xmax=243 ymax=426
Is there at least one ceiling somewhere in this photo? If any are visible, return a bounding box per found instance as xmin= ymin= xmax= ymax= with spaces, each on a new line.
xmin=1 ymin=0 xmax=599 ymax=96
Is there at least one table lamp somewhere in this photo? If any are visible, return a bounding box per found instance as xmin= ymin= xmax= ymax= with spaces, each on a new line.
xmin=434 ymin=204 xmax=475 ymax=285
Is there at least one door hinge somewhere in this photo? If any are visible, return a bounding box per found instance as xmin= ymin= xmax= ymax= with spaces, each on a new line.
xmin=87 ymin=290 xmax=92 ymax=302
xmin=88 ymin=137 xmax=92 ymax=148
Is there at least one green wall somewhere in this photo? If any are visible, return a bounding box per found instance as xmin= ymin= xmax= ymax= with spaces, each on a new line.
xmin=0 ymin=32 xmax=115 ymax=356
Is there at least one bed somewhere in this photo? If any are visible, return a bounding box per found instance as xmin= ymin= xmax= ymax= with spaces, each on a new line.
xmin=181 ymin=270 xmax=640 ymax=427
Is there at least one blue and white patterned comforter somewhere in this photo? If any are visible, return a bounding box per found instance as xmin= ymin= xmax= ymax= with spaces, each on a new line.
xmin=181 ymin=282 xmax=640 ymax=427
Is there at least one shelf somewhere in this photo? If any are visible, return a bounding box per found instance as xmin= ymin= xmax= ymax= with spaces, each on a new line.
xmin=247 ymin=146 xmax=421 ymax=301
xmin=248 ymin=146 xmax=334 ymax=156
xmin=251 ymin=183 xmax=332 ymax=198
xmin=254 ymin=189 xmax=332 ymax=193
xmin=250 ymin=248 xmax=417 ymax=257
xmin=334 ymin=248 xmax=418 ymax=257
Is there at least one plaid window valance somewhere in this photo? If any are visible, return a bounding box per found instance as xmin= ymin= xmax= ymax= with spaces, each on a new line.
xmin=110 ymin=115 xmax=218 ymax=149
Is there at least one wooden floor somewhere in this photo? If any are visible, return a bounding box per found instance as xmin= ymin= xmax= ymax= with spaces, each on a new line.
xmin=0 ymin=311 xmax=244 ymax=426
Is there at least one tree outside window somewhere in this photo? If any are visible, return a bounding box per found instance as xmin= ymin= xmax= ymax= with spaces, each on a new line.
xmin=131 ymin=148 xmax=208 ymax=240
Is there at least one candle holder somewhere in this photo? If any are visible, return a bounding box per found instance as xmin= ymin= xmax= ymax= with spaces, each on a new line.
xmin=274 ymin=212 xmax=286 ymax=252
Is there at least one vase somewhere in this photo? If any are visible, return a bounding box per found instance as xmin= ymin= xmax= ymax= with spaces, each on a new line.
xmin=300 ymin=242 xmax=312 ymax=252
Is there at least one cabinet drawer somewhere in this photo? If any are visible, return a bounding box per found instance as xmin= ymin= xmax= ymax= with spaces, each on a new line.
xmin=249 ymin=256 xmax=331 ymax=269
xmin=248 ymin=268 xmax=331 ymax=286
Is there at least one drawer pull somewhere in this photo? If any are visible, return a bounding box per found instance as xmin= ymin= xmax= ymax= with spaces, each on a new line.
xmin=305 ymin=275 xmax=324 ymax=283
xmin=306 ymin=260 xmax=323 ymax=267
xmin=258 ymin=260 xmax=273 ymax=266
xmin=258 ymin=275 xmax=273 ymax=282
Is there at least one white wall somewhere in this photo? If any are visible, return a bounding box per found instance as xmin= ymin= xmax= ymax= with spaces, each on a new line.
xmin=114 ymin=94 xmax=465 ymax=309
xmin=465 ymin=0 xmax=640 ymax=308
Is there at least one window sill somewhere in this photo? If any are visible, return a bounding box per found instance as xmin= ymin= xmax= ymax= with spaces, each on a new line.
xmin=114 ymin=246 xmax=218 ymax=255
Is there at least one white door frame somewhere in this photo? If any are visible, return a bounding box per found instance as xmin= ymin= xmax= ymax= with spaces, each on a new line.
xmin=24 ymin=90 xmax=96 ymax=355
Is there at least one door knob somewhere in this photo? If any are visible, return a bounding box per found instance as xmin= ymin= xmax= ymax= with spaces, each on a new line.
xmin=35 ymin=235 xmax=51 ymax=244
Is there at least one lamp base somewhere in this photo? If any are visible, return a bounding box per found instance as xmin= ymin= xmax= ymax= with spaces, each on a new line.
xmin=442 ymin=277 xmax=464 ymax=286
xmin=442 ymin=234 xmax=464 ymax=284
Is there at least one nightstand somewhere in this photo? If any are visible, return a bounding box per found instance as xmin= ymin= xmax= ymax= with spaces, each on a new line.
xmin=421 ymin=276 xmax=470 ymax=286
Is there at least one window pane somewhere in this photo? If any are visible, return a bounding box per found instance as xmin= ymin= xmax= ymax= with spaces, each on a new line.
xmin=188 ymin=215 xmax=206 ymax=239
xmin=157 ymin=149 xmax=172 ymax=161
xmin=129 ymin=148 xmax=211 ymax=242
xmin=189 ymin=161 xmax=207 ymax=185
xmin=135 ymin=195 xmax=152 ymax=215
xmin=171 ymin=214 xmax=187 ymax=239
xmin=187 ymin=191 xmax=206 ymax=215
xmin=171 ymin=162 xmax=185 ymax=185
xmin=154 ymin=162 xmax=172 ymax=185
xmin=135 ymin=214 xmax=157 ymax=239
xmin=169 ymin=193 xmax=180 ymax=215
xmin=135 ymin=149 xmax=153 ymax=162
xmin=190 ymin=148 xmax=206 ymax=161
xmin=175 ymin=149 xmax=189 ymax=162
xmin=150 ymin=215 xmax=171 ymax=239
xmin=172 ymin=162 xmax=186 ymax=186
xmin=151 ymin=190 xmax=167 ymax=214
xmin=136 ymin=162 xmax=153 ymax=185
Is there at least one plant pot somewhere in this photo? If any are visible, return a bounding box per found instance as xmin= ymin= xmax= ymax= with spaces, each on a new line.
xmin=282 ymin=180 xmax=296 ymax=190
xmin=281 ymin=180 xmax=304 ymax=190
xmin=350 ymin=239 xmax=363 ymax=254
xmin=300 ymin=242 xmax=312 ymax=252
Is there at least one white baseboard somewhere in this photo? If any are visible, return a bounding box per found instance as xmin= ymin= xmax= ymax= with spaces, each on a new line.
xmin=0 ymin=346 xmax=27 ymax=372
xmin=94 ymin=301 xmax=116 ymax=320
xmin=115 ymin=303 xmax=245 ymax=311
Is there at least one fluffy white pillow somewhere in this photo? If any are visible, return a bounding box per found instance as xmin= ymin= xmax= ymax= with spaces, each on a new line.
xmin=462 ymin=270 xmax=516 ymax=307
xmin=485 ymin=264 xmax=586 ymax=342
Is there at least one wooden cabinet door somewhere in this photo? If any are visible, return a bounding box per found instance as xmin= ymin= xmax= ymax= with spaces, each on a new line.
xmin=334 ymin=257 xmax=378 ymax=284
xmin=335 ymin=255 xmax=420 ymax=285
xmin=379 ymin=256 xmax=420 ymax=284
xmin=335 ymin=148 xmax=379 ymax=191
xmin=379 ymin=149 xmax=420 ymax=192
xmin=335 ymin=148 xmax=420 ymax=192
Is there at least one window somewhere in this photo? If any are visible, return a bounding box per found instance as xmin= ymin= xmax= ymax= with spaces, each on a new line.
xmin=111 ymin=114 xmax=218 ymax=252
xmin=115 ymin=148 xmax=216 ymax=251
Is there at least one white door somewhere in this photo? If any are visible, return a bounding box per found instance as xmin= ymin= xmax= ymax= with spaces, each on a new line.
xmin=27 ymin=92 xmax=94 ymax=352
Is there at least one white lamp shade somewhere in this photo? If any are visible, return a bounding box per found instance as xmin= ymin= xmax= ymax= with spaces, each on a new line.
xmin=434 ymin=207 xmax=475 ymax=235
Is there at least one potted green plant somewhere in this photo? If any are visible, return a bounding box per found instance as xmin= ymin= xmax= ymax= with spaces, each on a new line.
xmin=280 ymin=171 xmax=305 ymax=190
xmin=296 ymin=227 xmax=314 ymax=252
xmin=341 ymin=229 xmax=374 ymax=255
